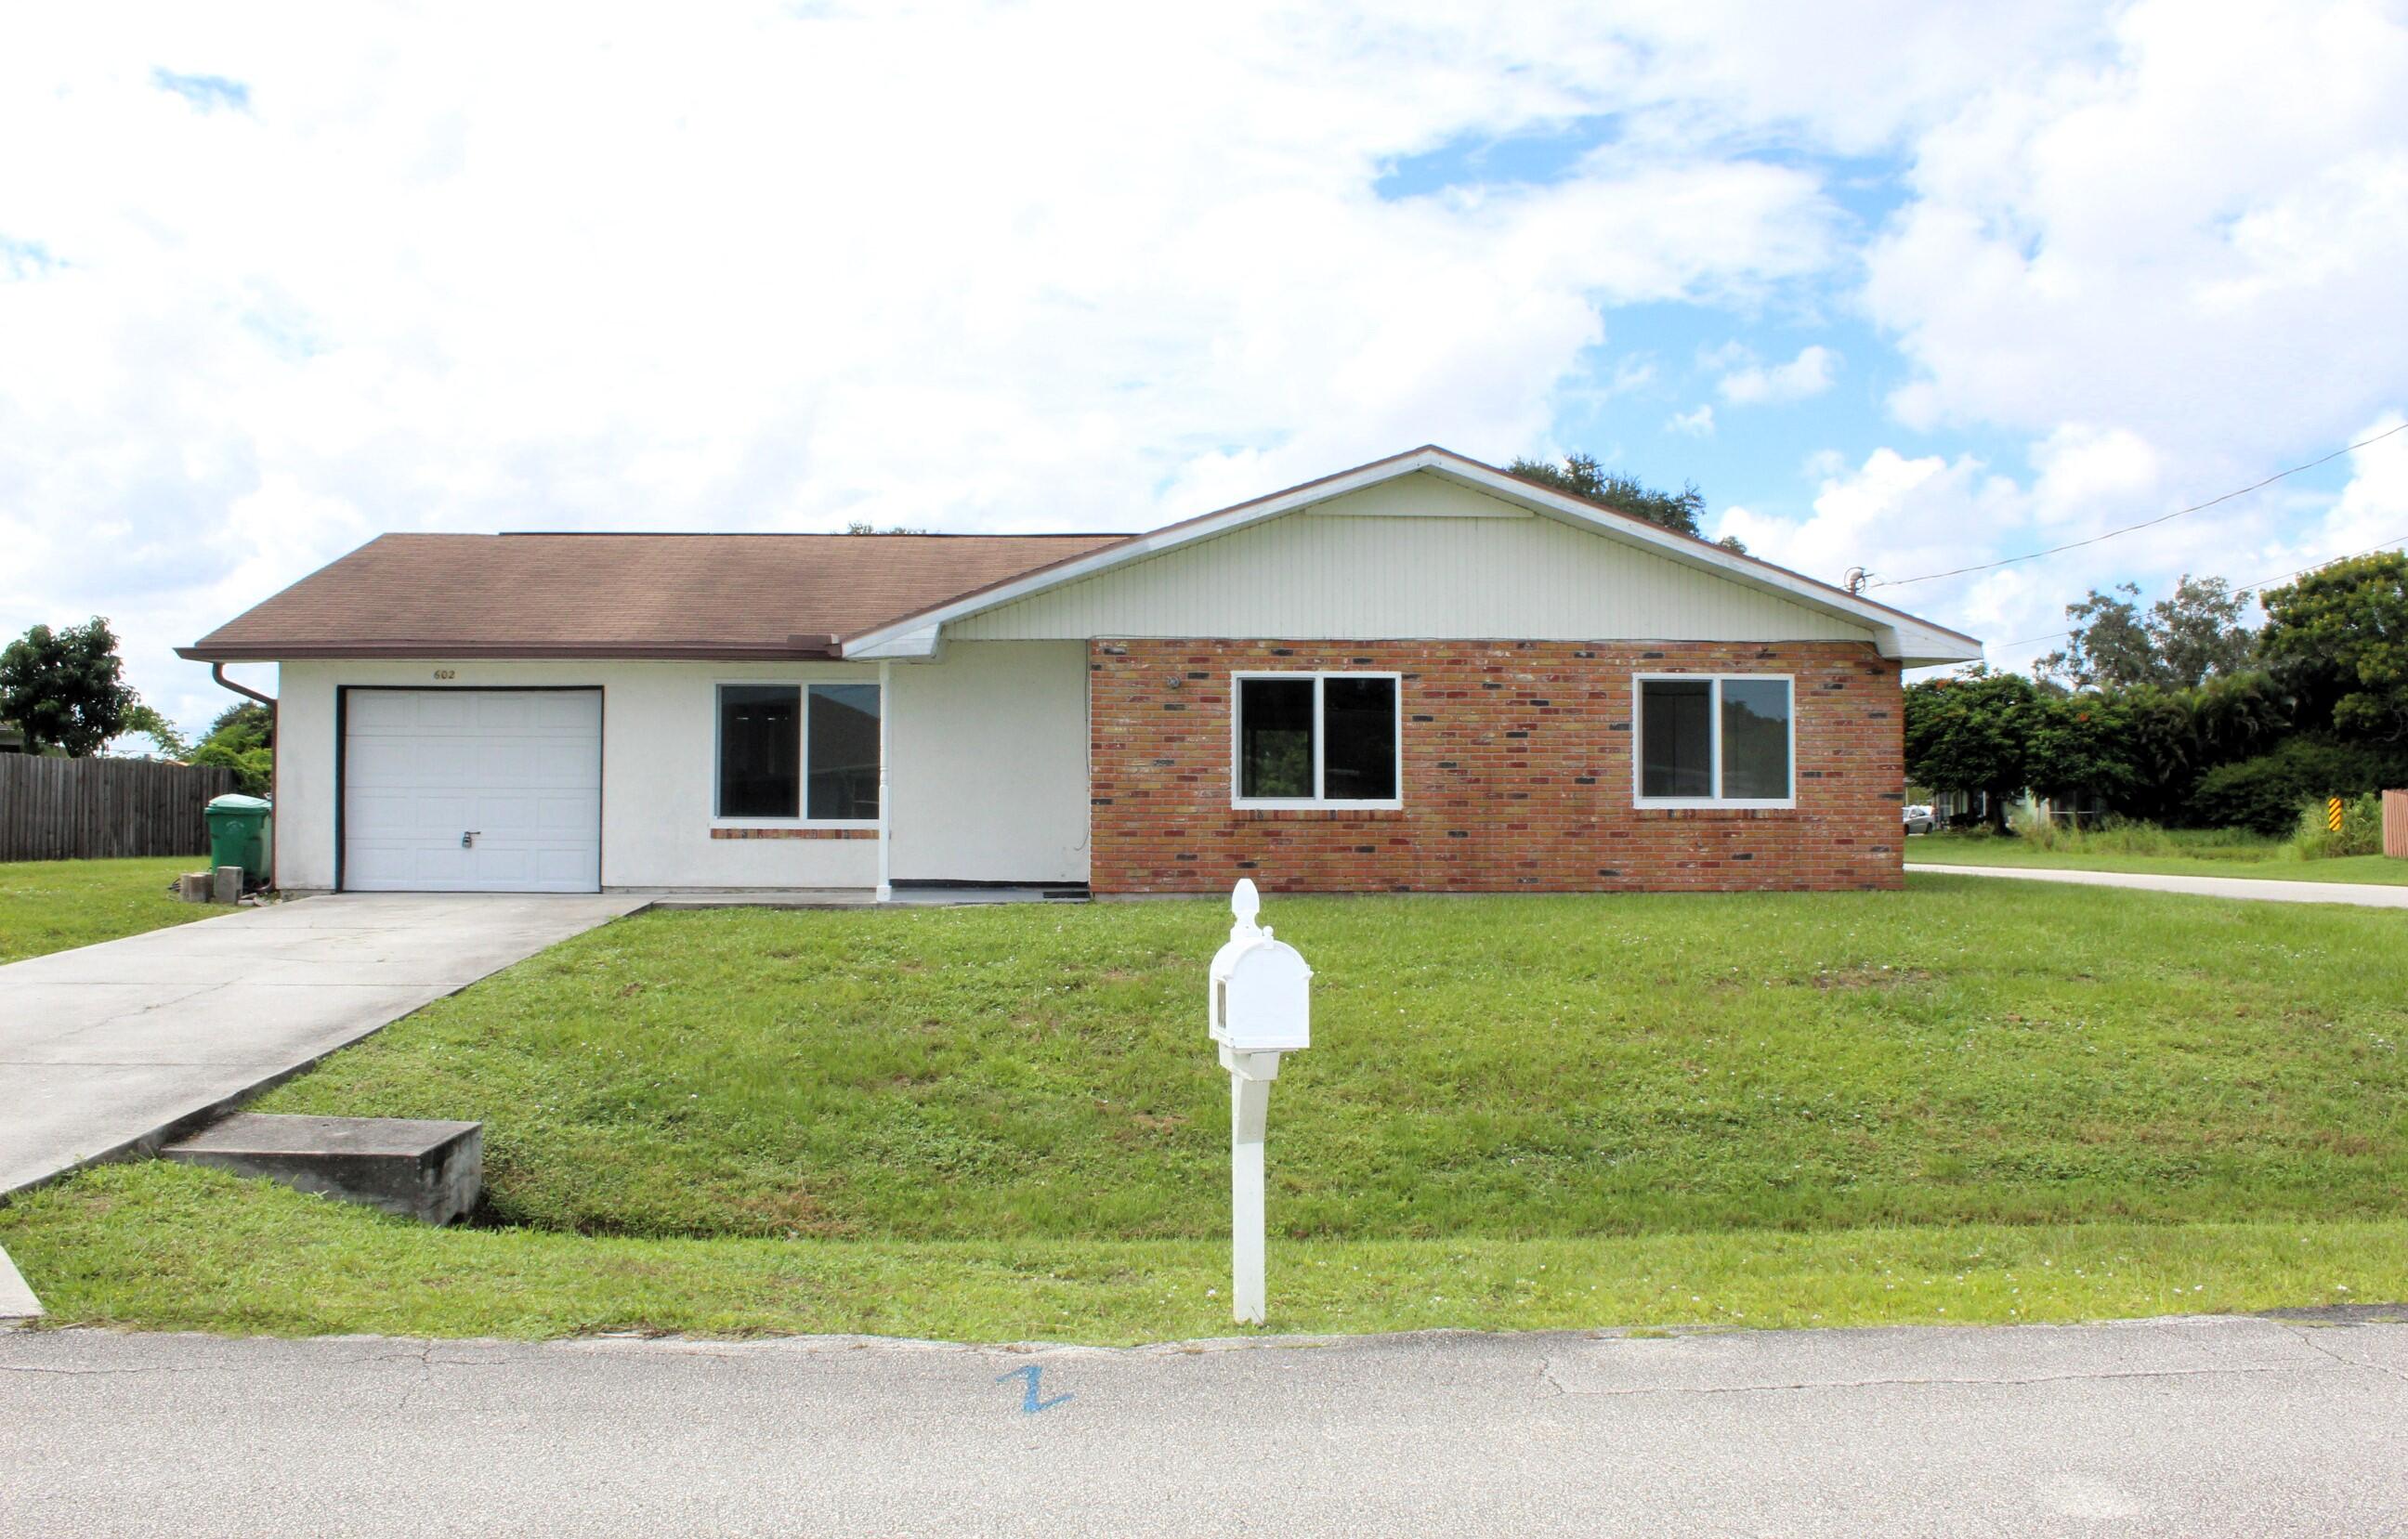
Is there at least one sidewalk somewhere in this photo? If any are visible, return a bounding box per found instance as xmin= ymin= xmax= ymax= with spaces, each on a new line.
xmin=1907 ymin=863 xmax=2408 ymax=908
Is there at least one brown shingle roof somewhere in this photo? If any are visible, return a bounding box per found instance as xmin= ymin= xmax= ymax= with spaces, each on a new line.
xmin=177 ymin=531 xmax=1132 ymax=662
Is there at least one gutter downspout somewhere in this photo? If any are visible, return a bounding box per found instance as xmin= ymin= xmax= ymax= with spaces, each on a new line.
xmin=210 ymin=662 xmax=276 ymax=715
xmin=875 ymin=659 xmax=893 ymax=904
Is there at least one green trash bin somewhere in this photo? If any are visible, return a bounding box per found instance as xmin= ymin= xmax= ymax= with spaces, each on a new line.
xmin=203 ymin=794 xmax=273 ymax=887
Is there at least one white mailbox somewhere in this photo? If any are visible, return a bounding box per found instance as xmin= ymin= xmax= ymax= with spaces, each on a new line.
xmin=1209 ymin=880 xmax=1313 ymax=1056
xmin=1208 ymin=878 xmax=1312 ymax=1326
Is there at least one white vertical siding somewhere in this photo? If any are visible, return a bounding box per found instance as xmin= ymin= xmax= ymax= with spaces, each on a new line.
xmin=949 ymin=473 xmax=1875 ymax=645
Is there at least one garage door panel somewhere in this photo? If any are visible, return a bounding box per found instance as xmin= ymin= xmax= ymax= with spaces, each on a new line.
xmin=468 ymin=789 xmax=541 ymax=839
xmin=343 ymin=689 xmax=602 ymax=893
xmin=412 ymin=693 xmax=478 ymax=730
xmin=521 ymin=692 xmax=600 ymax=729
xmin=535 ymin=793 xmax=596 ymax=833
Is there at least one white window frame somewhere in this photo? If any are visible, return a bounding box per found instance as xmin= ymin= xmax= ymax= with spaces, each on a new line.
xmin=712 ymin=679 xmax=884 ymax=828
xmin=1630 ymin=672 xmax=1797 ymax=810
xmin=1230 ymin=671 xmax=1404 ymax=811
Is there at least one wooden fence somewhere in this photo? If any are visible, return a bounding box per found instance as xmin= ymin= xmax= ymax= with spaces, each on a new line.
xmin=2387 ymin=789 xmax=2408 ymax=861
xmin=0 ymin=755 xmax=240 ymax=862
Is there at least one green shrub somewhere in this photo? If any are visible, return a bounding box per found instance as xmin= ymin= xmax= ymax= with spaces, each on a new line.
xmin=2290 ymin=792 xmax=2385 ymax=860
xmin=1997 ymin=808 xmax=2239 ymax=857
xmin=2189 ymin=738 xmax=2408 ymax=836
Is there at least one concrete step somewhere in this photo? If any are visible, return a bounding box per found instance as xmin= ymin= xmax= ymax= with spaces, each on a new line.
xmin=164 ymin=1114 xmax=483 ymax=1225
xmin=0 ymin=1242 xmax=41 ymax=1324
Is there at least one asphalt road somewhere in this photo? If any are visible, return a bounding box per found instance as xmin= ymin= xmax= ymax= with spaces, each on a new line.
xmin=7 ymin=1314 xmax=2407 ymax=1536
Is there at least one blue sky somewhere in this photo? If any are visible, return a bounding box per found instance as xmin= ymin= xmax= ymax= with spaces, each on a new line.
xmin=2 ymin=1 xmax=2405 ymax=734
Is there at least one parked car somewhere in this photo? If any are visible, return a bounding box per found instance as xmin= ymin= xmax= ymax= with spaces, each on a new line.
xmin=1902 ymin=803 xmax=1937 ymax=834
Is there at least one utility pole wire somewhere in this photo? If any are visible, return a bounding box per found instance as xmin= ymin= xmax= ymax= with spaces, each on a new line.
xmin=1983 ymin=529 xmax=2408 ymax=655
xmin=1870 ymin=422 xmax=2408 ymax=590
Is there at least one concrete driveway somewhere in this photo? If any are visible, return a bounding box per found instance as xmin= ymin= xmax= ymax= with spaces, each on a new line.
xmin=5 ymin=1314 xmax=2405 ymax=1536
xmin=0 ymin=893 xmax=643 ymax=1198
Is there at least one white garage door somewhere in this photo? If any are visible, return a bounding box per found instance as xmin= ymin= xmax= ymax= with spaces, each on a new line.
xmin=342 ymin=689 xmax=602 ymax=893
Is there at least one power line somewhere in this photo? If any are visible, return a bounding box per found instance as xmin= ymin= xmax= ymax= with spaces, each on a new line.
xmin=1986 ymin=529 xmax=2408 ymax=654
xmin=1869 ymin=422 xmax=2408 ymax=590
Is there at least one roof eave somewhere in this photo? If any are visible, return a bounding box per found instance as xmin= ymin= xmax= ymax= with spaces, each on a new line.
xmin=176 ymin=639 xmax=848 ymax=664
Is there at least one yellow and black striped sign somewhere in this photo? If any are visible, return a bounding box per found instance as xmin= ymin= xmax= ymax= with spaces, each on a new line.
xmin=2329 ymin=796 xmax=2345 ymax=833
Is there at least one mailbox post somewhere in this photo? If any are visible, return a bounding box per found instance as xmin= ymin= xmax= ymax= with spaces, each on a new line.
xmin=1208 ymin=878 xmax=1312 ymax=1325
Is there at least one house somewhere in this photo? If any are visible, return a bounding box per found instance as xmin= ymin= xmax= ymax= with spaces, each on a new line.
xmin=178 ymin=445 xmax=1983 ymax=896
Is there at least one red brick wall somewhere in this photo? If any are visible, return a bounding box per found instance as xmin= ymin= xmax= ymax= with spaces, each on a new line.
xmin=1087 ymin=639 xmax=1904 ymax=894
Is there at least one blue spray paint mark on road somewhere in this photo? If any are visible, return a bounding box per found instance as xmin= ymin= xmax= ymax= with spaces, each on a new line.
xmin=997 ymin=1363 xmax=1074 ymax=1415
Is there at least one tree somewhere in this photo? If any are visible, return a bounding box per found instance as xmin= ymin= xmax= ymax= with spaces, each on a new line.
xmin=2038 ymin=584 xmax=2155 ymax=689
xmin=0 ymin=618 xmax=136 ymax=756
xmin=2039 ymin=575 xmax=2256 ymax=689
xmin=2024 ymin=689 xmax=2137 ymax=807
xmin=1506 ymin=453 xmax=1746 ymax=553
xmin=189 ymin=700 xmax=273 ymax=796
xmin=2260 ymin=550 xmax=2408 ymax=743
xmin=1904 ymin=668 xmax=2039 ymax=828
xmin=114 ymin=703 xmax=190 ymax=759
xmin=205 ymin=700 xmax=271 ymax=743
xmin=2151 ymin=575 xmax=2257 ymax=686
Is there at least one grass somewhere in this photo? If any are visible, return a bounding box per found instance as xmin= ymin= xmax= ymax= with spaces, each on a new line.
xmin=5 ymin=876 xmax=2405 ymax=1341
xmin=1910 ymin=835 xmax=2408 ymax=886
xmin=0 ymin=856 xmax=221 ymax=964
xmin=10 ymin=1165 xmax=2401 ymax=1342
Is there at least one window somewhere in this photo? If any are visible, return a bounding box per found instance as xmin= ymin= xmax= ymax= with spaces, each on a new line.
xmin=1635 ymin=675 xmax=1793 ymax=806
xmin=715 ymin=683 xmax=882 ymax=821
xmin=1234 ymin=673 xmax=1400 ymax=807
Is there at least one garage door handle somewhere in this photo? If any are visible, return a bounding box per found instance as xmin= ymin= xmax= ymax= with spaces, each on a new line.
xmin=461 ymin=831 xmax=480 ymax=848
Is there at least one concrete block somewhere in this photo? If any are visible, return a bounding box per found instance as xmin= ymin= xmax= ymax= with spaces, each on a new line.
xmin=179 ymin=872 xmax=215 ymax=904
xmin=212 ymin=866 xmax=243 ymax=905
xmin=0 ymin=1242 xmax=41 ymax=1323
xmin=163 ymin=1114 xmax=483 ymax=1224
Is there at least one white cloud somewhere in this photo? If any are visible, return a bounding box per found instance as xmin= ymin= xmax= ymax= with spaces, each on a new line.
xmin=1866 ymin=0 xmax=2408 ymax=472
xmin=1717 ymin=344 xmax=1838 ymax=406
xmin=0 ymin=1 xmax=1857 ymax=730
xmin=1666 ymin=404 xmax=1716 ymax=437
xmin=1719 ymin=449 xmax=2019 ymax=599
xmin=2 ymin=0 xmax=2402 ymax=730
xmin=2253 ymin=416 xmax=2408 ymax=590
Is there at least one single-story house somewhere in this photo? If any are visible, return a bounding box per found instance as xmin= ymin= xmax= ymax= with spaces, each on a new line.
xmin=179 ymin=445 xmax=1983 ymax=897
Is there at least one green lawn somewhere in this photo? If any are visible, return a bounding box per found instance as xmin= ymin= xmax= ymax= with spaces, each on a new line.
xmin=1909 ymin=837 xmax=2408 ymax=886
xmin=6 ymin=875 xmax=2405 ymax=1341
xmin=0 ymin=856 xmax=220 ymax=964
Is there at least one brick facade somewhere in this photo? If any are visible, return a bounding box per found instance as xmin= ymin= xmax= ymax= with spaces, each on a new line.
xmin=1087 ymin=639 xmax=1904 ymax=894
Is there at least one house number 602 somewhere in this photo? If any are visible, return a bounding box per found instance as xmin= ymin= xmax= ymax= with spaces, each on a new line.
xmin=433 ymin=669 xmax=457 ymax=681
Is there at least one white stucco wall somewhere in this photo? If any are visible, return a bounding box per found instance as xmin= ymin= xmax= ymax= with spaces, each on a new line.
xmin=889 ymin=641 xmax=1090 ymax=883
xmin=272 ymin=646 xmax=1088 ymax=892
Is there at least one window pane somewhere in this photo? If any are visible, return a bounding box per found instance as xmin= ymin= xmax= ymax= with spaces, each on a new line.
xmin=1322 ymin=677 xmax=1397 ymax=801
xmin=1238 ymin=678 xmax=1315 ymax=799
xmin=806 ymin=684 xmax=882 ymax=820
xmin=719 ymin=685 xmax=799 ymax=817
xmin=1640 ymin=680 xmax=1712 ymax=799
xmin=1720 ymin=678 xmax=1792 ymax=800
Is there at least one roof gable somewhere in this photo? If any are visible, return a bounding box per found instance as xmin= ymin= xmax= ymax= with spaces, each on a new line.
xmin=949 ymin=473 xmax=1881 ymax=647
xmin=846 ymin=447 xmax=1983 ymax=665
